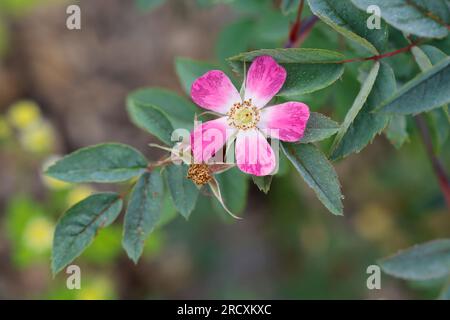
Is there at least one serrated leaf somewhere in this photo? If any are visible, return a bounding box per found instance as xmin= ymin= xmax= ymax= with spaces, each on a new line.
xmin=127 ymin=88 xmax=198 ymax=131
xmin=379 ymin=239 xmax=450 ymax=281
xmin=165 ymin=164 xmax=199 ymax=219
xmin=252 ymin=175 xmax=273 ymax=194
xmin=52 ymin=193 xmax=123 ymax=274
xmin=229 ymin=48 xmax=345 ymax=97
xmin=412 ymin=45 xmax=449 ymax=154
xmin=282 ymin=142 xmax=343 ymax=215
xmin=331 ymin=62 xmax=395 ymax=160
xmin=46 ymin=143 xmax=147 ymax=183
xmin=331 ymin=61 xmax=380 ymax=156
xmin=307 ymin=0 xmax=388 ymax=54
xmin=385 ymin=115 xmax=409 ymax=148
xmin=127 ymin=98 xmax=174 ymax=146
xmin=377 ymin=57 xmax=450 ymax=114
xmin=351 ymin=0 xmax=449 ymax=39
xmin=301 ymin=112 xmax=339 ymax=144
xmin=175 ymin=57 xmax=223 ymax=95
xmin=122 ymin=171 xmax=164 ymax=263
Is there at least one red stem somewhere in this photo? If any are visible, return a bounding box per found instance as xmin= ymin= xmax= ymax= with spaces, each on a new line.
xmin=338 ymin=41 xmax=421 ymax=64
xmin=415 ymin=115 xmax=450 ymax=210
xmin=285 ymin=0 xmax=305 ymax=48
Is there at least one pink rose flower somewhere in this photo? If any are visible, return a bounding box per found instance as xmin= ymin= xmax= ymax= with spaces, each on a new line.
xmin=190 ymin=55 xmax=310 ymax=176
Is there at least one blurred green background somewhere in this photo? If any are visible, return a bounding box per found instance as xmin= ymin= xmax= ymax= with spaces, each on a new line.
xmin=0 ymin=0 xmax=448 ymax=299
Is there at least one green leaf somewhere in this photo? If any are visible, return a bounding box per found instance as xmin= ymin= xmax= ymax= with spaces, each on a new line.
xmin=46 ymin=143 xmax=148 ymax=183
xmin=52 ymin=193 xmax=123 ymax=274
xmin=252 ymin=175 xmax=273 ymax=194
xmin=351 ymin=0 xmax=449 ymax=39
xmin=377 ymin=57 xmax=450 ymax=114
xmin=165 ymin=164 xmax=199 ymax=219
xmin=307 ymin=0 xmax=388 ymax=54
xmin=216 ymin=19 xmax=254 ymax=63
xmin=213 ymin=168 xmax=249 ymax=215
xmin=301 ymin=112 xmax=339 ymax=144
xmin=228 ymin=48 xmax=345 ymax=97
xmin=385 ymin=115 xmax=409 ymax=148
xmin=122 ymin=171 xmax=164 ymax=263
xmin=429 ymin=108 xmax=450 ymax=154
xmin=127 ymin=88 xmax=198 ymax=131
xmin=331 ymin=62 xmax=395 ymax=160
xmin=175 ymin=57 xmax=222 ymax=95
xmin=411 ymin=45 xmax=449 ymax=154
xmin=281 ymin=0 xmax=300 ymax=15
xmin=127 ymin=98 xmax=174 ymax=146
xmin=282 ymin=143 xmax=343 ymax=215
xmin=330 ymin=61 xmax=380 ymax=156
xmin=379 ymin=239 xmax=450 ymax=280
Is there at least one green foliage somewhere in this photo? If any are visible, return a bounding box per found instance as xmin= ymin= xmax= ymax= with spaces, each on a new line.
xmin=331 ymin=62 xmax=396 ymax=160
xmin=351 ymin=0 xmax=449 ymax=39
xmin=122 ymin=171 xmax=164 ymax=263
xmin=411 ymin=45 xmax=449 ymax=154
xmin=216 ymin=19 xmax=255 ymax=63
xmin=301 ymin=112 xmax=339 ymax=144
xmin=52 ymin=193 xmax=123 ymax=274
xmin=175 ymin=57 xmax=223 ymax=95
xmin=308 ymin=0 xmax=388 ymax=54
xmin=165 ymin=164 xmax=199 ymax=219
xmin=213 ymin=168 xmax=249 ymax=216
xmin=331 ymin=61 xmax=380 ymax=156
xmin=282 ymin=143 xmax=343 ymax=215
xmin=229 ymin=48 xmax=345 ymax=97
xmin=379 ymin=239 xmax=450 ymax=280
xmin=252 ymin=175 xmax=273 ymax=194
xmin=46 ymin=143 xmax=148 ymax=183
xmin=377 ymin=57 xmax=450 ymax=114
xmin=385 ymin=115 xmax=409 ymax=149
xmin=127 ymin=88 xmax=198 ymax=131
xmin=281 ymin=0 xmax=301 ymax=15
xmin=127 ymin=98 xmax=175 ymax=146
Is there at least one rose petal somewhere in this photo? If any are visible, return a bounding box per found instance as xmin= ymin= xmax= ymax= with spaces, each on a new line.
xmin=259 ymin=102 xmax=310 ymax=142
xmin=244 ymin=56 xmax=286 ymax=108
xmin=190 ymin=117 xmax=236 ymax=164
xmin=191 ymin=70 xmax=241 ymax=114
xmin=235 ymin=129 xmax=276 ymax=176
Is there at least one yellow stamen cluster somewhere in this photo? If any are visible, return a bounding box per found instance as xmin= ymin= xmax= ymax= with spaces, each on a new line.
xmin=187 ymin=163 xmax=212 ymax=186
xmin=227 ymin=99 xmax=260 ymax=130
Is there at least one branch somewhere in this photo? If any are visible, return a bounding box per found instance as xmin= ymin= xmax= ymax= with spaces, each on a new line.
xmin=415 ymin=115 xmax=450 ymax=210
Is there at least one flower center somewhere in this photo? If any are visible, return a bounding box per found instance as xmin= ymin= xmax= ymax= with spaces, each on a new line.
xmin=187 ymin=163 xmax=212 ymax=186
xmin=227 ymin=99 xmax=260 ymax=130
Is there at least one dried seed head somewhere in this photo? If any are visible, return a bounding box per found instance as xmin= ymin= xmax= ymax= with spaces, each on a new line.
xmin=187 ymin=163 xmax=212 ymax=185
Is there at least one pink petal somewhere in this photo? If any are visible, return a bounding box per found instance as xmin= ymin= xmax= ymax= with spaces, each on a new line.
xmin=244 ymin=56 xmax=286 ymax=108
xmin=235 ymin=129 xmax=276 ymax=176
xmin=259 ymin=102 xmax=310 ymax=142
xmin=191 ymin=70 xmax=241 ymax=114
xmin=190 ymin=117 xmax=236 ymax=164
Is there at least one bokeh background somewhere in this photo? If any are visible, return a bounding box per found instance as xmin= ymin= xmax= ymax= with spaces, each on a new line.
xmin=0 ymin=0 xmax=449 ymax=299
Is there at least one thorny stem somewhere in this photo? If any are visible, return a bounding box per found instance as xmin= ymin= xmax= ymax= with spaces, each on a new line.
xmin=415 ymin=115 xmax=450 ymax=210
